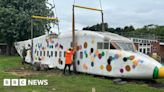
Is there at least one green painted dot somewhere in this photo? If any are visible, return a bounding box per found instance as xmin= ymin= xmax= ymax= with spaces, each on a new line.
xmin=101 ymin=52 xmax=105 ymax=56
xmin=85 ymin=54 xmax=88 ymax=58
xmin=153 ymin=66 xmax=158 ymax=79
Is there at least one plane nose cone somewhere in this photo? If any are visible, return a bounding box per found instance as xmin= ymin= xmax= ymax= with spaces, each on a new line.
xmin=153 ymin=67 xmax=164 ymax=79
xmin=158 ymin=67 xmax=164 ymax=78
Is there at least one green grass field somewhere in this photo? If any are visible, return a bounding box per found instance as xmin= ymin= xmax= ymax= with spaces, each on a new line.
xmin=0 ymin=55 xmax=164 ymax=92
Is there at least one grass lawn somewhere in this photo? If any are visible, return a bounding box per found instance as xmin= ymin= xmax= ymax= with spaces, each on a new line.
xmin=0 ymin=55 xmax=164 ymax=92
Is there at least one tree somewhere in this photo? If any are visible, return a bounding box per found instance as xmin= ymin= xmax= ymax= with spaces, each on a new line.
xmin=107 ymin=28 xmax=115 ymax=33
xmin=83 ymin=23 xmax=108 ymax=31
xmin=0 ymin=0 xmax=54 ymax=55
xmin=123 ymin=25 xmax=135 ymax=32
xmin=115 ymin=27 xmax=123 ymax=33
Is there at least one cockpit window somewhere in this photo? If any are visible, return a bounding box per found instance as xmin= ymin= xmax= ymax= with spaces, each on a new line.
xmin=110 ymin=41 xmax=136 ymax=52
xmin=110 ymin=42 xmax=120 ymax=49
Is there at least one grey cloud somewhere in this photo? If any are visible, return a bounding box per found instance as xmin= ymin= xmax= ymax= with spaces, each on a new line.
xmin=49 ymin=0 xmax=164 ymax=32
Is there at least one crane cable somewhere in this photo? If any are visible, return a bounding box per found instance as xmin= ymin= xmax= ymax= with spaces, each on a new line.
xmin=53 ymin=0 xmax=60 ymax=34
xmin=99 ymin=0 xmax=103 ymax=10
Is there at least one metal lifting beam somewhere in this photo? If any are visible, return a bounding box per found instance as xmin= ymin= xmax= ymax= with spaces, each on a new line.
xmin=73 ymin=4 xmax=102 ymax=12
xmin=32 ymin=16 xmax=58 ymax=21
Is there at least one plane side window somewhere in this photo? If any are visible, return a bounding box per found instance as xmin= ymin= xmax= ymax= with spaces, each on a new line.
xmin=43 ymin=51 xmax=45 ymax=56
xmin=37 ymin=51 xmax=39 ymax=56
xmin=40 ymin=51 xmax=42 ymax=56
xmin=97 ymin=42 xmax=103 ymax=49
xmin=51 ymin=51 xmax=53 ymax=57
xmin=80 ymin=51 xmax=83 ymax=59
xmin=47 ymin=51 xmax=49 ymax=57
xmin=55 ymin=51 xmax=57 ymax=57
xmin=59 ymin=51 xmax=62 ymax=57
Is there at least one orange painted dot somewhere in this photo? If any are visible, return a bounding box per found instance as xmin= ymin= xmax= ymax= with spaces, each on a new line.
xmin=95 ymin=50 xmax=99 ymax=56
xmin=125 ymin=65 xmax=131 ymax=72
xmin=133 ymin=60 xmax=138 ymax=66
xmin=130 ymin=55 xmax=135 ymax=60
xmin=83 ymin=64 xmax=88 ymax=70
xmin=106 ymin=64 xmax=112 ymax=72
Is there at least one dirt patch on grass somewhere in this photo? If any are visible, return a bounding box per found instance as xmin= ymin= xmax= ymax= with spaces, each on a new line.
xmin=149 ymin=83 xmax=164 ymax=88
xmin=6 ymin=67 xmax=40 ymax=77
xmin=5 ymin=65 xmax=64 ymax=77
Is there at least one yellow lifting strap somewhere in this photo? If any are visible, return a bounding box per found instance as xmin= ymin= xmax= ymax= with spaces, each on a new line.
xmin=73 ymin=4 xmax=102 ymax=12
xmin=31 ymin=16 xmax=58 ymax=21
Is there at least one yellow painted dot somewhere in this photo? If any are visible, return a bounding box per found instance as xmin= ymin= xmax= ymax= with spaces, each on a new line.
xmin=100 ymin=65 xmax=104 ymax=70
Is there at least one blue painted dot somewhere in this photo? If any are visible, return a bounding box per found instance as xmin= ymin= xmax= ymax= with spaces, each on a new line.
xmin=140 ymin=60 xmax=144 ymax=63
xmin=94 ymin=54 xmax=96 ymax=58
xmin=91 ymin=62 xmax=94 ymax=67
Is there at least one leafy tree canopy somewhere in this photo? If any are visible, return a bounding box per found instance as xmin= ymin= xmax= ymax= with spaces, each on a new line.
xmin=0 ymin=0 xmax=54 ymax=55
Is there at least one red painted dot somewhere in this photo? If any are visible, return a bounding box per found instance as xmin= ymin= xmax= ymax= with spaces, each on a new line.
xmin=98 ymin=54 xmax=102 ymax=59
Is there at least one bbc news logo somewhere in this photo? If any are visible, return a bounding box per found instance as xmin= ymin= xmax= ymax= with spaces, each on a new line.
xmin=3 ymin=79 xmax=48 ymax=86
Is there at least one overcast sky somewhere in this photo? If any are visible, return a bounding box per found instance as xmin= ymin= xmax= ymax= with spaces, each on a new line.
xmin=48 ymin=0 xmax=164 ymax=32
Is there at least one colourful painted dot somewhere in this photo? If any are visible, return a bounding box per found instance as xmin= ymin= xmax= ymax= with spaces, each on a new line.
xmin=85 ymin=54 xmax=88 ymax=58
xmin=60 ymin=60 xmax=63 ymax=65
xmin=94 ymin=54 xmax=96 ymax=58
xmin=95 ymin=50 xmax=99 ymax=56
xmin=114 ymin=54 xmax=119 ymax=59
xmin=90 ymin=48 xmax=94 ymax=53
xmin=55 ymin=43 xmax=58 ymax=48
xmin=91 ymin=62 xmax=94 ymax=67
xmin=77 ymin=60 xmax=80 ymax=65
xmin=98 ymin=54 xmax=102 ymax=59
xmin=100 ymin=65 xmax=104 ymax=70
xmin=130 ymin=55 xmax=135 ymax=60
xmin=101 ymin=51 xmax=105 ymax=56
xmin=35 ymin=57 xmax=37 ymax=60
xmin=84 ymin=50 xmax=87 ymax=54
xmin=106 ymin=64 xmax=112 ymax=72
xmin=120 ymin=69 xmax=124 ymax=73
xmin=79 ymin=45 xmax=82 ymax=50
xmin=140 ymin=60 xmax=144 ymax=63
xmin=133 ymin=60 xmax=138 ymax=66
xmin=107 ymin=56 xmax=112 ymax=64
xmin=125 ymin=65 xmax=131 ymax=72
xmin=90 ymin=56 xmax=95 ymax=62
xmin=77 ymin=46 xmax=80 ymax=51
xmin=84 ymin=42 xmax=88 ymax=48
xmin=132 ymin=65 xmax=136 ymax=69
xmin=83 ymin=64 xmax=88 ymax=70
xmin=123 ymin=57 xmax=128 ymax=62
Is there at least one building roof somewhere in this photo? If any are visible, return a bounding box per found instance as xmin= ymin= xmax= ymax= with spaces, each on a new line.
xmin=0 ymin=43 xmax=7 ymax=45
xmin=160 ymin=42 xmax=164 ymax=46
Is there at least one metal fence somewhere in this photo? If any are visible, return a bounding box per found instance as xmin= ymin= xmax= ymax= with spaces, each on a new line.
xmin=116 ymin=32 xmax=164 ymax=42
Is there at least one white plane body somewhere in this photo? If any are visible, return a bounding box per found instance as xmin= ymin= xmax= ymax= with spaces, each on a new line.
xmin=15 ymin=30 xmax=164 ymax=79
